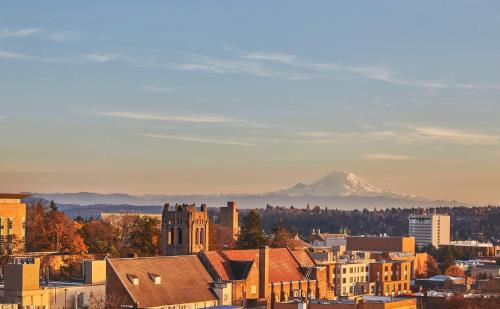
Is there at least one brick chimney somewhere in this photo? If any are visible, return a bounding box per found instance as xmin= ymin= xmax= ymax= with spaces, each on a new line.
xmin=259 ymin=246 xmax=270 ymax=299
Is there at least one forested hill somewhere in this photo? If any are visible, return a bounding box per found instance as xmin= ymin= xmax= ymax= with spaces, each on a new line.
xmin=247 ymin=205 xmax=500 ymax=244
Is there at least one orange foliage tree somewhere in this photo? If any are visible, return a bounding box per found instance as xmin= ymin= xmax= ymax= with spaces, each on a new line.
xmin=26 ymin=200 xmax=87 ymax=254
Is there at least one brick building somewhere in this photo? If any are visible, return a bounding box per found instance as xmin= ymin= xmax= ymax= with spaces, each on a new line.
xmin=369 ymin=261 xmax=412 ymax=297
xmin=200 ymin=247 xmax=330 ymax=308
xmin=346 ymin=237 xmax=415 ymax=255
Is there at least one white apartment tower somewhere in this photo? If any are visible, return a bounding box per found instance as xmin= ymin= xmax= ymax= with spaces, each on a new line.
xmin=409 ymin=214 xmax=450 ymax=249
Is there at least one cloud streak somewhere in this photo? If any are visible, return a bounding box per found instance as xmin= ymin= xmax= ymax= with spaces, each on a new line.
xmin=299 ymin=125 xmax=499 ymax=145
xmin=144 ymin=133 xmax=255 ymax=146
xmin=361 ymin=153 xmax=414 ymax=161
xmin=95 ymin=111 xmax=267 ymax=128
xmin=0 ymin=27 xmax=77 ymax=42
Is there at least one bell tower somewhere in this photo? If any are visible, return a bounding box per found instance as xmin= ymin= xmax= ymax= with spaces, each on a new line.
xmin=161 ymin=203 xmax=209 ymax=256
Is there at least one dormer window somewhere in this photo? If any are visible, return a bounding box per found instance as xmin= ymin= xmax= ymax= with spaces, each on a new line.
xmin=149 ymin=272 xmax=161 ymax=284
xmin=127 ymin=273 xmax=139 ymax=286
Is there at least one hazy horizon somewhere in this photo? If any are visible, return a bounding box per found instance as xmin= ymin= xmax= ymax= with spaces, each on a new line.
xmin=2 ymin=2 xmax=500 ymax=205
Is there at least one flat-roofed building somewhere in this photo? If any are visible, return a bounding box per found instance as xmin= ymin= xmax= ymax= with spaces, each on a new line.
xmin=0 ymin=257 xmax=106 ymax=309
xmin=275 ymin=296 xmax=417 ymax=309
xmin=346 ymin=236 xmax=415 ymax=255
xmin=369 ymin=260 xmax=411 ymax=297
xmin=409 ymin=214 xmax=450 ymax=249
xmin=333 ymin=259 xmax=375 ymax=298
xmin=0 ymin=194 xmax=29 ymax=255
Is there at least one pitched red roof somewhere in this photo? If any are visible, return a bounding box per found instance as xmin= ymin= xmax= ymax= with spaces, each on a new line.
xmin=291 ymin=250 xmax=316 ymax=268
xmin=108 ymin=256 xmax=217 ymax=307
xmin=204 ymin=248 xmax=304 ymax=282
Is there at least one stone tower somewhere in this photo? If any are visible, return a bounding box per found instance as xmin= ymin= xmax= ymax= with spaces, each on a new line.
xmin=220 ymin=201 xmax=239 ymax=240
xmin=161 ymin=203 xmax=209 ymax=256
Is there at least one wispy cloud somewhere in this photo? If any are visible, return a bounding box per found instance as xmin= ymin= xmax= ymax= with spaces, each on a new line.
xmin=361 ymin=153 xmax=414 ymax=161
xmin=95 ymin=111 xmax=256 ymax=125
xmin=0 ymin=50 xmax=64 ymax=63
xmin=144 ymin=133 xmax=255 ymax=146
xmin=243 ymin=52 xmax=296 ymax=63
xmin=0 ymin=28 xmax=42 ymax=38
xmin=299 ymin=125 xmax=499 ymax=145
xmin=413 ymin=126 xmax=499 ymax=145
xmin=0 ymin=27 xmax=77 ymax=42
xmin=142 ymin=86 xmax=175 ymax=93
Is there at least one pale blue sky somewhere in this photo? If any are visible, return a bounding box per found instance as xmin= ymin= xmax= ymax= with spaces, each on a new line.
xmin=1 ymin=1 xmax=500 ymax=204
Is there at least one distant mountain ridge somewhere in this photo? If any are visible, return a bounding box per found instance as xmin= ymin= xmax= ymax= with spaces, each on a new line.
xmin=31 ymin=170 xmax=467 ymax=209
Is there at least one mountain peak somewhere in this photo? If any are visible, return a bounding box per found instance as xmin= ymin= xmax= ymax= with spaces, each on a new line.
xmin=278 ymin=170 xmax=384 ymax=197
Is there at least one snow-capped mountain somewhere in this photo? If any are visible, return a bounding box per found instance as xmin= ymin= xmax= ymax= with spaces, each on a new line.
xmin=276 ymin=170 xmax=393 ymax=197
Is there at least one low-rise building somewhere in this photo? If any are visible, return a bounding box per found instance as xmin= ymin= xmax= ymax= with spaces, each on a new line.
xmin=369 ymin=261 xmax=411 ymax=297
xmin=275 ymin=296 xmax=417 ymax=309
xmin=201 ymin=247 xmax=329 ymax=308
xmin=346 ymin=237 xmax=415 ymax=256
xmin=106 ymin=255 xmax=228 ymax=309
xmin=0 ymin=194 xmax=29 ymax=255
xmin=333 ymin=258 xmax=374 ymax=298
xmin=0 ymin=257 xmax=106 ymax=309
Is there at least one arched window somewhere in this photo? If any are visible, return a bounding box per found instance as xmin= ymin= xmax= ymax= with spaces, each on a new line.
xmin=169 ymin=227 xmax=175 ymax=246
xmin=195 ymin=228 xmax=200 ymax=244
xmin=177 ymin=227 xmax=183 ymax=245
xmin=199 ymin=227 xmax=205 ymax=245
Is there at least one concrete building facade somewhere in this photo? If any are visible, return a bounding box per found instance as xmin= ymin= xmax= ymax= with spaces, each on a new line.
xmin=408 ymin=214 xmax=450 ymax=249
xmin=0 ymin=194 xmax=29 ymax=255
xmin=161 ymin=203 xmax=209 ymax=256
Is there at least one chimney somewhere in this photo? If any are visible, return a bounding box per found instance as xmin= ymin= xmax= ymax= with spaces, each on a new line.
xmin=259 ymin=246 xmax=270 ymax=299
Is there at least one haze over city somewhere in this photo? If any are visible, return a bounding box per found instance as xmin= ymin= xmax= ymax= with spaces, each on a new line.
xmin=1 ymin=1 xmax=500 ymax=205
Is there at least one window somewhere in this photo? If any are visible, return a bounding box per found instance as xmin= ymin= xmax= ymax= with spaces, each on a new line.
xmin=342 ymin=278 xmax=346 ymax=284
xmin=177 ymin=227 xmax=183 ymax=245
xmin=343 ymin=268 xmax=346 ymax=274
xmin=169 ymin=227 xmax=175 ymax=245
xmin=195 ymin=228 xmax=200 ymax=244
xmin=200 ymin=227 xmax=205 ymax=244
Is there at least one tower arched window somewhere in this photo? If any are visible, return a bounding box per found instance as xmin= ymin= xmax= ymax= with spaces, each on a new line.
xmin=195 ymin=228 xmax=200 ymax=244
xmin=177 ymin=227 xmax=183 ymax=245
xmin=169 ymin=227 xmax=175 ymax=246
xmin=200 ymin=227 xmax=205 ymax=245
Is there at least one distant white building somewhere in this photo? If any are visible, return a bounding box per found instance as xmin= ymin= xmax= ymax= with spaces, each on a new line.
xmin=409 ymin=214 xmax=450 ymax=249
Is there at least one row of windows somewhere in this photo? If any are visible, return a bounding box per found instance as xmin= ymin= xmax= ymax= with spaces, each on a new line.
xmin=166 ymin=227 xmax=206 ymax=246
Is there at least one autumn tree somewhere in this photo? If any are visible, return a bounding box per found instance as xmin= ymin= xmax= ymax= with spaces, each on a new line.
xmin=237 ymin=211 xmax=268 ymax=249
xmin=270 ymin=221 xmax=292 ymax=248
xmin=445 ymin=265 xmax=465 ymax=277
xmin=426 ymin=255 xmax=441 ymax=277
xmin=127 ymin=217 xmax=160 ymax=257
xmin=209 ymin=218 xmax=236 ymax=251
xmin=80 ymin=220 xmax=119 ymax=256
xmin=26 ymin=200 xmax=87 ymax=254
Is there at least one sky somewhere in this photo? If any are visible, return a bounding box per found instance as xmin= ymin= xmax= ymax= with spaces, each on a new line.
xmin=1 ymin=1 xmax=500 ymax=205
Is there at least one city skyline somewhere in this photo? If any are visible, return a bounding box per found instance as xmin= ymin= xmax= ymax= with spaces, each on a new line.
xmin=1 ymin=1 xmax=500 ymax=204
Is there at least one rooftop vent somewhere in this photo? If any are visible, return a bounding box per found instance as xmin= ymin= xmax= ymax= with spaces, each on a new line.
xmin=127 ymin=273 xmax=139 ymax=286
xmin=148 ymin=272 xmax=161 ymax=284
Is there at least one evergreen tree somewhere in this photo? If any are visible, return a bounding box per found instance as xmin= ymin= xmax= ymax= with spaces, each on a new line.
xmin=237 ymin=211 xmax=268 ymax=249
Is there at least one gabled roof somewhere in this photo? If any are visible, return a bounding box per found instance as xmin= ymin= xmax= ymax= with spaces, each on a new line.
xmin=291 ymin=250 xmax=316 ymax=268
xmin=108 ymin=255 xmax=217 ymax=308
xmin=203 ymin=248 xmax=304 ymax=282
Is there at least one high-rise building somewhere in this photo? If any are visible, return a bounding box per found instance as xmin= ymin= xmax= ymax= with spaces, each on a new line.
xmin=409 ymin=214 xmax=450 ymax=249
xmin=0 ymin=193 xmax=29 ymax=255
xmin=160 ymin=203 xmax=209 ymax=256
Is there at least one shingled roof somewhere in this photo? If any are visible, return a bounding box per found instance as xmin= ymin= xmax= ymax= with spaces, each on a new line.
xmin=203 ymin=248 xmax=304 ymax=282
xmin=107 ymin=255 xmax=217 ymax=308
